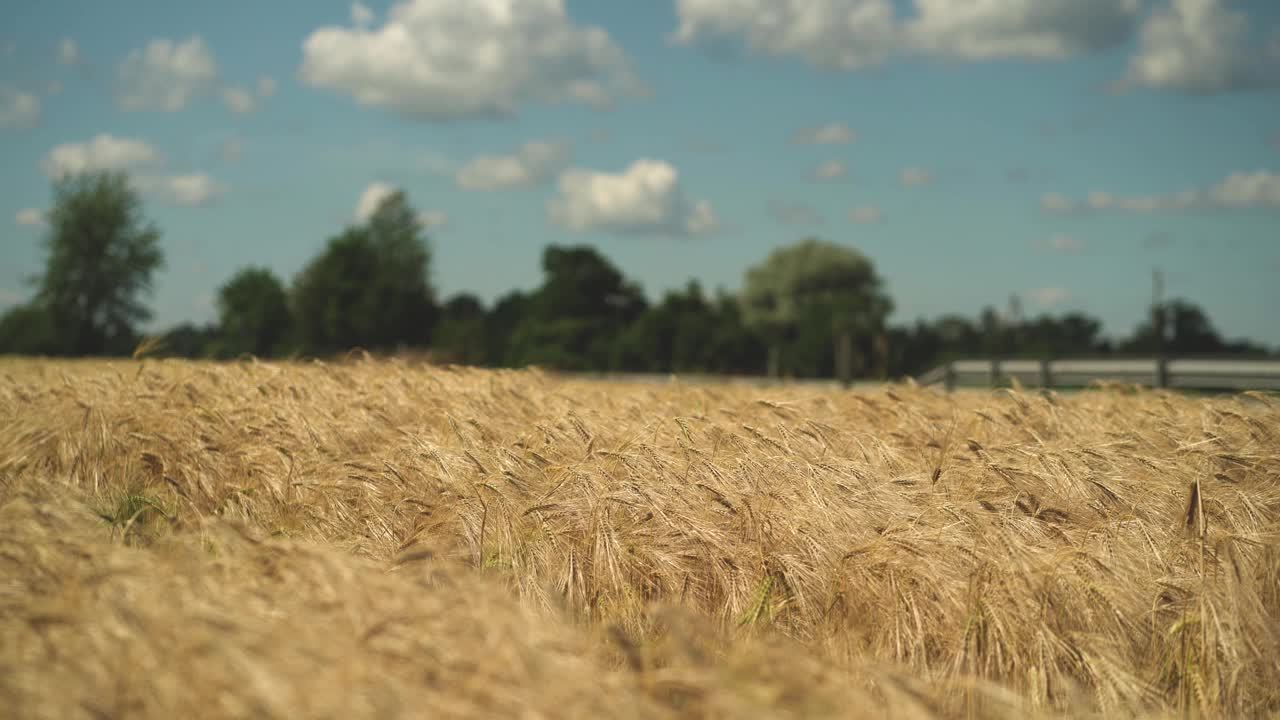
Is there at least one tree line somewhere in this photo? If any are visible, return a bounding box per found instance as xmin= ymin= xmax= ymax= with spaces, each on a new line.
xmin=2 ymin=171 xmax=1273 ymax=378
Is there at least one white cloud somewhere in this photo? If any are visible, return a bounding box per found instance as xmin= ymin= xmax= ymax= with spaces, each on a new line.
xmin=1209 ymin=171 xmax=1280 ymax=208
xmin=0 ymin=87 xmax=40 ymax=128
xmin=221 ymin=86 xmax=256 ymax=114
xmin=794 ymin=122 xmax=856 ymax=145
xmin=900 ymin=166 xmax=932 ymax=185
xmin=672 ymin=0 xmax=895 ymax=70
xmin=42 ymin=134 xmax=163 ymax=177
xmin=768 ymin=202 xmax=824 ymax=226
xmin=145 ymin=174 xmax=227 ymax=207
xmin=0 ymin=288 xmax=21 ymax=306
xmin=903 ymin=0 xmax=1140 ymax=60
xmin=1121 ymin=0 xmax=1280 ymax=94
xmin=355 ymin=181 xmax=398 ymax=222
xmin=41 ymin=134 xmax=226 ymax=207
xmin=351 ymin=1 xmax=375 ymax=27
xmin=1037 ymin=234 xmax=1084 ymax=253
xmin=219 ymin=137 xmax=244 ymax=163
xmin=455 ymin=139 xmax=571 ymax=190
xmin=257 ymin=75 xmax=277 ymax=98
xmin=849 ymin=205 xmax=883 ymax=223
xmin=1042 ymin=172 xmax=1280 ymax=214
xmin=1028 ymin=286 xmax=1071 ymax=306
xmin=673 ymin=0 xmax=1143 ymax=68
xmin=57 ymin=38 xmax=80 ymax=65
xmin=300 ymin=0 xmax=642 ymax=120
xmin=418 ymin=209 xmax=448 ymax=228
xmin=115 ymin=35 xmax=219 ymax=111
xmin=547 ymin=159 xmax=718 ymax=237
xmin=15 ymin=208 xmax=45 ymax=227
xmin=813 ymin=160 xmax=847 ymax=181
xmin=222 ymin=75 xmax=275 ymax=113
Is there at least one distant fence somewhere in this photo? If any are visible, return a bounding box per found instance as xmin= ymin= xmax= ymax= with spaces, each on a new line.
xmin=917 ymin=358 xmax=1280 ymax=392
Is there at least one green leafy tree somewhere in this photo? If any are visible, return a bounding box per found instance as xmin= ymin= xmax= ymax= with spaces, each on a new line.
xmin=153 ymin=322 xmax=221 ymax=359
xmin=485 ymin=291 xmax=529 ymax=366
xmin=217 ymin=267 xmax=292 ymax=357
xmin=31 ymin=171 xmax=164 ymax=355
xmin=0 ymin=303 xmax=60 ymax=355
xmin=434 ymin=293 xmax=488 ymax=365
xmin=741 ymin=238 xmax=891 ymax=378
xmin=508 ymin=246 xmax=646 ymax=370
xmin=292 ymin=190 xmax=436 ymax=354
xmin=615 ymin=281 xmax=765 ymax=375
xmin=1121 ymin=299 xmax=1228 ymax=356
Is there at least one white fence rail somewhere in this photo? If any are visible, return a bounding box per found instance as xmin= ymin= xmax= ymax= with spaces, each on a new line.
xmin=918 ymin=358 xmax=1280 ymax=391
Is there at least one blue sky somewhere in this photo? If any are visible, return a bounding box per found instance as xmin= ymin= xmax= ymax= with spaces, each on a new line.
xmin=2 ymin=0 xmax=1278 ymax=345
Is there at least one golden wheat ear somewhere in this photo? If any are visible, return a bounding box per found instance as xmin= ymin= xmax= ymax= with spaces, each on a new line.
xmin=131 ymin=334 xmax=167 ymax=360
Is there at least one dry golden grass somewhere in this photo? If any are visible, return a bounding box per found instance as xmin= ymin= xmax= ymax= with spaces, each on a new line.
xmin=1 ymin=357 xmax=1278 ymax=719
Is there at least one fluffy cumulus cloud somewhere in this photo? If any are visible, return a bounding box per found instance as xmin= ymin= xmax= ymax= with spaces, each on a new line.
xmin=900 ymin=166 xmax=933 ymax=185
xmin=849 ymin=205 xmax=883 ymax=223
xmin=547 ymin=159 xmax=718 ymax=237
xmin=299 ymin=0 xmax=642 ymax=120
xmin=768 ymin=201 xmax=824 ymax=226
xmin=42 ymin=134 xmax=163 ymax=177
xmin=903 ymin=0 xmax=1140 ymax=60
xmin=1028 ymin=286 xmax=1071 ymax=307
xmin=1042 ymin=172 xmax=1280 ymax=214
xmin=672 ymin=0 xmax=895 ymax=70
xmin=57 ymin=38 xmax=80 ymax=65
xmin=354 ymin=181 xmax=398 ymax=222
xmin=1122 ymin=0 xmax=1280 ymax=94
xmin=41 ymin=134 xmax=226 ymax=207
xmin=812 ymin=160 xmax=848 ymax=181
xmin=15 ymin=208 xmax=45 ymax=227
xmin=257 ymin=75 xmax=277 ymax=98
xmin=793 ymin=122 xmax=856 ymax=145
xmin=115 ymin=36 xmax=219 ymax=111
xmin=0 ymin=87 xmax=40 ymax=128
xmin=143 ymin=174 xmax=227 ymax=207
xmin=455 ymin=140 xmax=571 ymax=190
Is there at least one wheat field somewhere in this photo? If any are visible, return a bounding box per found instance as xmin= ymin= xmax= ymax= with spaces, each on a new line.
xmin=1 ymin=358 xmax=1277 ymax=719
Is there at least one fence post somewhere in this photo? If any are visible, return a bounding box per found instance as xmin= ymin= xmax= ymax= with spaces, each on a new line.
xmin=944 ymin=362 xmax=956 ymax=392
xmin=990 ymin=359 xmax=1001 ymax=388
xmin=1039 ymin=359 xmax=1052 ymax=388
xmin=1156 ymin=356 xmax=1169 ymax=389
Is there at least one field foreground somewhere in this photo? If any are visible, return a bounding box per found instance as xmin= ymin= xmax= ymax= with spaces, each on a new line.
xmin=1 ymin=359 xmax=1278 ymax=719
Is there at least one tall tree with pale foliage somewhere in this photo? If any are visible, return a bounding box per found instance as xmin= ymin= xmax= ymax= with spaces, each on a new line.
xmin=742 ymin=237 xmax=892 ymax=378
